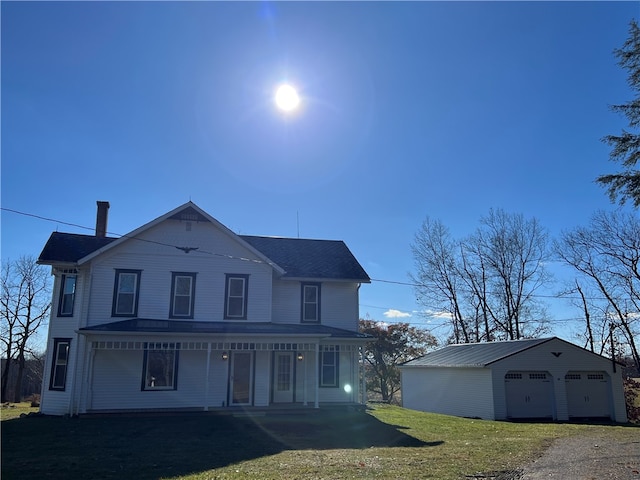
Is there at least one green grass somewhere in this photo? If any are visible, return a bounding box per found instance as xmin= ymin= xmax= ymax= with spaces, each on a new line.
xmin=2 ymin=404 xmax=638 ymax=480
xmin=0 ymin=402 xmax=39 ymax=421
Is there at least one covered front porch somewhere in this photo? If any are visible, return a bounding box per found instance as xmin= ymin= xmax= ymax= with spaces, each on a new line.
xmin=75 ymin=319 xmax=371 ymax=415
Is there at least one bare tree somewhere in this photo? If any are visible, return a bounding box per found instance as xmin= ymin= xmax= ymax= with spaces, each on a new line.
xmin=412 ymin=209 xmax=552 ymax=343
xmin=470 ymin=209 xmax=551 ymax=340
xmin=411 ymin=218 xmax=470 ymax=343
xmin=1 ymin=256 xmax=51 ymax=402
xmin=555 ymin=210 xmax=640 ymax=371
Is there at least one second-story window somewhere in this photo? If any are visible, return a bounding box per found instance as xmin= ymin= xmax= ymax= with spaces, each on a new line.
xmin=112 ymin=269 xmax=141 ymax=317
xmin=224 ymin=274 xmax=249 ymax=319
xmin=58 ymin=275 xmax=77 ymax=317
xmin=170 ymin=272 xmax=196 ymax=318
xmin=301 ymin=283 xmax=321 ymax=323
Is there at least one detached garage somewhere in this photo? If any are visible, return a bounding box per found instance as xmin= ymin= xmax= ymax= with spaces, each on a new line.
xmin=400 ymin=337 xmax=627 ymax=423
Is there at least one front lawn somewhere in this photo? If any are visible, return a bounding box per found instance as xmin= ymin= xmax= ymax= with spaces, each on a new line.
xmin=1 ymin=404 xmax=637 ymax=479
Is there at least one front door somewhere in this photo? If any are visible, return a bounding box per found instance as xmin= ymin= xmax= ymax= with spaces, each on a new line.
xmin=230 ymin=352 xmax=253 ymax=406
xmin=272 ymin=352 xmax=294 ymax=403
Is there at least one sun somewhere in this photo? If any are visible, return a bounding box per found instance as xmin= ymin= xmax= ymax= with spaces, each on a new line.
xmin=274 ymin=84 xmax=300 ymax=112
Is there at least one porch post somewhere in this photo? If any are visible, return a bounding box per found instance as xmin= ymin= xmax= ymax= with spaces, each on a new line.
xmin=204 ymin=342 xmax=212 ymax=411
xmin=87 ymin=346 xmax=97 ymax=411
xmin=303 ymin=352 xmax=308 ymax=406
xmin=314 ymin=346 xmax=320 ymax=408
xmin=361 ymin=346 xmax=366 ymax=405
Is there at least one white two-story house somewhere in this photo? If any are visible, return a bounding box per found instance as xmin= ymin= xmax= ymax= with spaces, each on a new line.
xmin=37 ymin=201 xmax=371 ymax=415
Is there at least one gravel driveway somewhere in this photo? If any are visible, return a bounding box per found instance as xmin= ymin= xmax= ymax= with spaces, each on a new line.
xmin=517 ymin=434 xmax=640 ymax=479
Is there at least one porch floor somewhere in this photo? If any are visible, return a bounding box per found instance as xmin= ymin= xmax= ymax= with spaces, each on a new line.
xmin=83 ymin=403 xmax=367 ymax=417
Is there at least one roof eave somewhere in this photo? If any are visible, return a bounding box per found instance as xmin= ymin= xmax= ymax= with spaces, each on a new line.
xmin=281 ymin=276 xmax=371 ymax=283
xmin=37 ymin=259 xmax=77 ymax=267
xmin=78 ymin=330 xmax=336 ymax=338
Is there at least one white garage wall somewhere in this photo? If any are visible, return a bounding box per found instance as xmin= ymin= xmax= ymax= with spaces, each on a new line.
xmin=401 ymin=367 xmax=495 ymax=419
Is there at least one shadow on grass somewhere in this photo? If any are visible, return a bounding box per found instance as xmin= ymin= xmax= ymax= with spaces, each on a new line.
xmin=1 ymin=409 xmax=441 ymax=480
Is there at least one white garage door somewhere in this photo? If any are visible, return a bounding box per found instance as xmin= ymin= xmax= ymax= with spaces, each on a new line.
xmin=565 ymin=372 xmax=611 ymax=419
xmin=505 ymin=371 xmax=554 ymax=419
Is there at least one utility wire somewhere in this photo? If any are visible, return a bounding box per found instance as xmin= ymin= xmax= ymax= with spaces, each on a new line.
xmin=2 ymin=206 xmax=633 ymax=303
xmin=2 ymin=207 xmax=271 ymax=266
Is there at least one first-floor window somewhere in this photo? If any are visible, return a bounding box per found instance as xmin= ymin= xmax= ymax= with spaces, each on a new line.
xmin=142 ymin=347 xmax=179 ymax=390
xmin=49 ymin=338 xmax=71 ymax=391
xmin=320 ymin=346 xmax=339 ymax=388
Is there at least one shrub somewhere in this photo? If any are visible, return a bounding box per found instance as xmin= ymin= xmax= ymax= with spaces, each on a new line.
xmin=623 ymin=377 xmax=640 ymax=423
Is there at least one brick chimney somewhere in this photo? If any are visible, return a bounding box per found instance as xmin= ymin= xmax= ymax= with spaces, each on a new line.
xmin=95 ymin=201 xmax=110 ymax=238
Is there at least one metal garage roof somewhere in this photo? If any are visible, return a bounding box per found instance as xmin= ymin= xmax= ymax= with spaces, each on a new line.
xmin=402 ymin=338 xmax=553 ymax=367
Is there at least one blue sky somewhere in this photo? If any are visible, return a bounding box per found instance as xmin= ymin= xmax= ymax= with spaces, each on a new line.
xmin=2 ymin=1 xmax=638 ymax=341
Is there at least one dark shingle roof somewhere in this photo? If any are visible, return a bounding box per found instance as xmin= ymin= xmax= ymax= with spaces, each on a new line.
xmin=240 ymin=235 xmax=370 ymax=281
xmin=37 ymin=231 xmax=370 ymax=282
xmin=402 ymin=338 xmax=552 ymax=367
xmin=80 ymin=319 xmax=371 ymax=339
xmin=38 ymin=232 xmax=117 ymax=264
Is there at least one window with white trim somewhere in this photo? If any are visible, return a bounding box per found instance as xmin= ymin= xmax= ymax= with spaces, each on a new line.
xmin=112 ymin=269 xmax=141 ymax=317
xmin=58 ymin=275 xmax=77 ymax=317
xmin=301 ymin=283 xmax=320 ymax=323
xmin=142 ymin=347 xmax=179 ymax=390
xmin=320 ymin=346 xmax=339 ymax=387
xmin=224 ymin=274 xmax=248 ymax=319
xmin=170 ymin=272 xmax=196 ymax=318
xmin=49 ymin=338 xmax=71 ymax=391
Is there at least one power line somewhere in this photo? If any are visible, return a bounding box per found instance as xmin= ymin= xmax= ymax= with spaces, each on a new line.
xmin=2 ymin=207 xmax=271 ymax=266
xmin=2 ymin=206 xmax=635 ymax=304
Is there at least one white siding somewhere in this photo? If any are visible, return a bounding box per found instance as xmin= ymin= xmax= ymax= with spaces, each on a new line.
xmin=401 ymin=367 xmax=495 ymax=419
xmin=272 ymin=280 xmax=360 ymax=331
xmin=295 ymin=354 xmax=315 ymax=405
xmin=90 ymin=349 xmax=209 ymax=411
xmin=84 ymin=220 xmax=273 ymax=326
xmin=321 ymin=283 xmax=360 ymax=331
xmin=271 ymin=281 xmax=299 ymax=323
xmin=40 ymin=269 xmax=89 ymax=416
xmin=207 ymin=352 xmax=230 ymax=408
xmin=254 ymin=351 xmax=271 ymax=406
xmin=318 ymin=350 xmax=359 ymax=403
